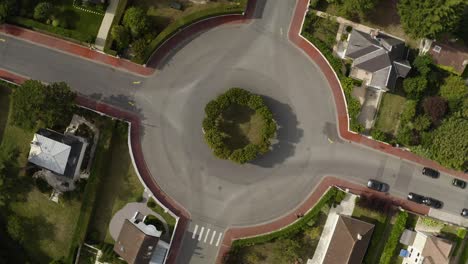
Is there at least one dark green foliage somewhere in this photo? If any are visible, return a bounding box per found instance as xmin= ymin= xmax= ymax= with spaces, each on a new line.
xmin=341 ymin=78 xmax=364 ymax=132
xmin=398 ymin=0 xmax=465 ymax=38
xmin=403 ymin=76 xmax=427 ymax=100
xmin=379 ymin=211 xmax=408 ymax=264
xmin=430 ymin=117 xmax=468 ymax=171
xmin=11 ymin=80 xmax=76 ymax=130
xmin=0 ymin=0 xmax=16 ymax=23
xmin=111 ymin=25 xmax=130 ymax=52
xmin=144 ymin=215 xmax=166 ymax=235
xmin=423 ymin=96 xmax=447 ymax=124
xmin=33 ymin=2 xmax=53 ymax=22
xmin=413 ymin=55 xmax=433 ymax=77
xmin=7 ymin=215 xmax=25 ymax=242
xmin=229 ymin=188 xmax=344 ymax=248
xmin=439 ymin=75 xmax=467 ymax=110
xmin=34 ymin=177 xmax=52 ymax=193
xmin=147 ymin=199 xmax=156 ymax=208
xmin=123 ymin=6 xmax=150 ymax=37
xmin=203 ymin=88 xmax=276 ymax=164
xmin=413 ymin=115 xmax=431 ymax=131
xmin=0 ymin=143 xmax=18 ymax=207
xmin=371 ymin=129 xmax=388 ymax=142
xmin=339 ymin=0 xmax=379 ymax=20
xmin=397 ymin=125 xmax=416 ymax=146
xmin=131 ymin=38 xmax=147 ymax=62
xmin=271 ymin=239 xmax=301 ymax=263
xmin=400 ymin=100 xmax=417 ymax=126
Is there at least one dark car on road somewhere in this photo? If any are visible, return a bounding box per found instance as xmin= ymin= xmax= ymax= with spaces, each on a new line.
xmin=407 ymin=192 xmax=425 ymax=204
xmin=367 ymin=179 xmax=388 ymax=192
xmin=462 ymin=209 xmax=468 ymax=217
xmin=452 ymin=178 xmax=466 ymax=189
xmin=422 ymin=167 xmax=440 ymax=178
xmin=422 ymin=197 xmax=443 ymax=209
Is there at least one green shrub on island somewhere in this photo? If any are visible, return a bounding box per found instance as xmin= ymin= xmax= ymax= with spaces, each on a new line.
xmin=202 ymin=88 xmax=277 ymax=164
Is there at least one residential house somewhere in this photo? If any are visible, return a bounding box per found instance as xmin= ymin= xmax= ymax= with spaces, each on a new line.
xmin=421 ymin=39 xmax=468 ymax=75
xmin=28 ymin=128 xmax=87 ymax=180
xmin=399 ymin=229 xmax=453 ymax=264
xmin=321 ymin=215 xmax=375 ymax=264
xmin=114 ymin=212 xmax=170 ymax=264
xmin=343 ymin=29 xmax=411 ymax=91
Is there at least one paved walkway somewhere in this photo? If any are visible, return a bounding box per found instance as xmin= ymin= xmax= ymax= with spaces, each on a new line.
xmin=308 ymin=193 xmax=356 ymax=264
xmin=95 ymin=0 xmax=120 ymax=51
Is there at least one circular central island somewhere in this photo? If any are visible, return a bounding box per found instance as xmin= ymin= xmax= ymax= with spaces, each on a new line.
xmin=202 ymin=88 xmax=277 ymax=164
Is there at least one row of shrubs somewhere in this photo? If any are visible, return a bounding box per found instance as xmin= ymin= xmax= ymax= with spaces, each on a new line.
xmin=203 ymin=88 xmax=276 ymax=164
xmin=301 ymin=28 xmax=364 ymax=133
xmin=8 ymin=16 xmax=94 ymax=43
xmin=379 ymin=211 xmax=408 ymax=264
xmin=228 ymin=188 xmax=345 ymax=250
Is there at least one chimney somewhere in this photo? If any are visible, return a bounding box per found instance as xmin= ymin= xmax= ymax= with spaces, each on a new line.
xmin=357 ymin=234 xmax=362 ymax=240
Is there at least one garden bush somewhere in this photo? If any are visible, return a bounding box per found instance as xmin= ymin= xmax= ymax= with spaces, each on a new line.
xmin=202 ymin=88 xmax=276 ymax=164
xmin=144 ymin=215 xmax=166 ymax=235
xmin=379 ymin=211 xmax=408 ymax=264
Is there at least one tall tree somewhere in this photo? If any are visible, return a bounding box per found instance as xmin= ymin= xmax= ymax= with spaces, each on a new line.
xmin=123 ymin=7 xmax=150 ymax=37
xmin=340 ymin=0 xmax=379 ymax=20
xmin=0 ymin=0 xmax=16 ymax=23
xmin=439 ymin=75 xmax=467 ymax=110
xmin=413 ymin=55 xmax=433 ymax=77
xmin=403 ymin=76 xmax=427 ymax=100
xmin=423 ymin=96 xmax=447 ymax=124
xmin=430 ymin=117 xmax=468 ymax=170
xmin=11 ymin=80 xmax=76 ymax=129
xmin=111 ymin=25 xmax=130 ymax=52
xmin=398 ymin=0 xmax=466 ymax=38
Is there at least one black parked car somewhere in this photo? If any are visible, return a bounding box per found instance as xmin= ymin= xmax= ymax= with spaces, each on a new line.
xmin=422 ymin=167 xmax=440 ymax=178
xmin=462 ymin=209 xmax=468 ymax=217
xmin=452 ymin=178 xmax=466 ymax=189
xmin=407 ymin=192 xmax=425 ymax=204
xmin=422 ymin=197 xmax=443 ymax=209
xmin=367 ymin=179 xmax=388 ymax=192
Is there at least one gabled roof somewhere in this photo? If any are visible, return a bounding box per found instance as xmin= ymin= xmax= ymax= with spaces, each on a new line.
xmin=428 ymin=41 xmax=468 ymax=74
xmin=29 ymin=132 xmax=71 ymax=175
xmin=345 ymin=29 xmax=411 ymax=90
xmin=114 ymin=219 xmax=161 ymax=264
xmin=422 ymin=236 xmax=453 ymax=264
xmin=322 ymin=215 xmax=374 ymax=264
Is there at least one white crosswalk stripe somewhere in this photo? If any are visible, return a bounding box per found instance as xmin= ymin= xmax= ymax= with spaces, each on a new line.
xmin=216 ymin=232 xmax=223 ymax=247
xmin=190 ymin=224 xmax=223 ymax=247
xmin=198 ymin=227 xmax=205 ymax=241
xmin=192 ymin=224 xmax=199 ymax=239
xmin=210 ymin=231 xmax=216 ymax=245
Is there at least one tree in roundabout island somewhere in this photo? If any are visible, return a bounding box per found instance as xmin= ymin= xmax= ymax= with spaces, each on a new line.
xmin=202 ymin=88 xmax=277 ymax=164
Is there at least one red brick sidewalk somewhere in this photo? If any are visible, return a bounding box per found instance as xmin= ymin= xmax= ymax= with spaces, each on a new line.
xmin=0 ymin=24 xmax=154 ymax=76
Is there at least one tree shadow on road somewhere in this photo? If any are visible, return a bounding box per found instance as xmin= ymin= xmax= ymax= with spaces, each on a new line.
xmin=251 ymin=96 xmax=303 ymax=168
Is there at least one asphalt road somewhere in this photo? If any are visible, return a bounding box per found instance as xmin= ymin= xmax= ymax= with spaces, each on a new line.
xmin=1 ymin=0 xmax=467 ymax=263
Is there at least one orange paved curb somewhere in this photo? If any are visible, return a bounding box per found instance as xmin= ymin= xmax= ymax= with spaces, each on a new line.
xmin=0 ymin=24 xmax=154 ymax=76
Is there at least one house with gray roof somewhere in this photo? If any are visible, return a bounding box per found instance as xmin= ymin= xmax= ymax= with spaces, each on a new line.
xmin=343 ymin=29 xmax=411 ymax=91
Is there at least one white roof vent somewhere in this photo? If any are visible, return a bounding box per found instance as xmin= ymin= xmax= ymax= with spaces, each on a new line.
xmin=433 ymin=45 xmax=442 ymax=53
xmin=357 ymin=234 xmax=362 ymax=240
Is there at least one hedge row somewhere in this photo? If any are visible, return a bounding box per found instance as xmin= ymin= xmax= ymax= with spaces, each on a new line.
xmin=8 ymin=16 xmax=93 ymax=43
xmin=301 ymin=30 xmax=364 ymax=132
xmin=134 ymin=1 xmax=247 ymax=64
xmin=379 ymin=211 xmax=408 ymax=264
xmin=103 ymin=0 xmax=129 ymax=54
xmin=230 ymin=188 xmax=343 ymax=248
xmin=203 ymin=88 xmax=276 ymax=164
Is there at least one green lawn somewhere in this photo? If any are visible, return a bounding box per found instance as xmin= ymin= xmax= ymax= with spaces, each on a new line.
xmin=220 ymin=104 xmax=265 ymax=150
xmin=374 ymin=92 xmax=407 ymax=135
xmin=12 ymin=0 xmax=104 ymax=42
xmin=147 ymin=198 xmax=177 ymax=241
xmin=0 ymin=85 xmax=81 ymax=262
xmin=85 ymin=122 xmax=144 ymax=244
xmin=352 ymin=205 xmax=391 ymax=264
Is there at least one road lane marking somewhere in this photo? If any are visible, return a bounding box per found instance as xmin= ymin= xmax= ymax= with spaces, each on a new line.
xmin=132 ymin=81 xmax=141 ymax=84
xmin=327 ymin=137 xmax=334 ymax=143
xmin=210 ymin=231 xmax=217 ymax=245
xmin=204 ymin=229 xmax=210 ymax=243
xmin=198 ymin=227 xmax=205 ymax=241
xmin=216 ymin=233 xmax=223 ymax=246
xmin=192 ymin=225 xmax=199 ymax=239
xmin=0 ymin=38 xmax=5 ymax=42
